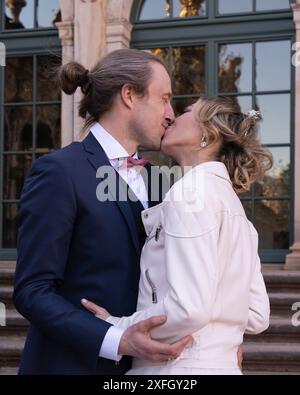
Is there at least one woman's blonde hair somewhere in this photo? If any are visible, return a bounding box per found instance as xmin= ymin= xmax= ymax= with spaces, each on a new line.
xmin=194 ymin=96 xmax=273 ymax=193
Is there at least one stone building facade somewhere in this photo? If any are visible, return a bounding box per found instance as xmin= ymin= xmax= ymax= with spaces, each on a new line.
xmin=0 ymin=0 xmax=299 ymax=268
xmin=1 ymin=0 xmax=300 ymax=376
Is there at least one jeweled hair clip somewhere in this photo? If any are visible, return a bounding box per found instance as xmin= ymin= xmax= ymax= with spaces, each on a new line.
xmin=245 ymin=110 xmax=261 ymax=120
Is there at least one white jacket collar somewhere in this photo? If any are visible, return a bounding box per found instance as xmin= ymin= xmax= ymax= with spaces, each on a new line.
xmin=195 ymin=161 xmax=232 ymax=185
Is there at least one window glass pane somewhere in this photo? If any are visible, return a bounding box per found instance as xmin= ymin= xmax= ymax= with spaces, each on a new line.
xmin=239 ymin=189 xmax=252 ymax=199
xmin=139 ymin=0 xmax=169 ymax=20
xmin=37 ymin=0 xmax=60 ymax=28
xmin=256 ymin=0 xmax=291 ymax=11
xmin=5 ymin=0 xmax=34 ymax=30
xmin=3 ymin=155 xmax=32 ymax=200
xmin=256 ymin=147 xmax=290 ymax=197
xmin=36 ymin=105 xmax=61 ymax=150
xmin=256 ymin=200 xmax=290 ymax=249
xmin=5 ymin=57 xmax=33 ymax=103
xmin=218 ymin=0 xmax=253 ymax=14
xmin=37 ymin=55 xmax=61 ymax=101
xmin=256 ymin=94 xmax=290 ymax=144
xmin=173 ymin=46 xmax=205 ymax=95
xmin=173 ymin=97 xmax=199 ymax=115
xmin=144 ymin=48 xmax=169 ymax=65
xmin=218 ymin=43 xmax=252 ymax=93
xmin=256 ymin=41 xmax=291 ymax=92
xmin=225 ymin=95 xmax=252 ymax=114
xmin=241 ymin=200 xmax=252 ymax=220
xmin=4 ymin=107 xmax=33 ymax=151
xmin=2 ymin=204 xmax=19 ymax=248
xmin=236 ymin=95 xmax=253 ymax=113
xmin=173 ymin=0 xmax=206 ymax=17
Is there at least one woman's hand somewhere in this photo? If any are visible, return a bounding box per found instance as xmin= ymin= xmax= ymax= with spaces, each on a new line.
xmin=81 ymin=298 xmax=111 ymax=320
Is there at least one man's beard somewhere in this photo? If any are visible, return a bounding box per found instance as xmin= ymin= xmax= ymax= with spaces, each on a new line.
xmin=130 ymin=120 xmax=162 ymax=152
xmin=138 ymin=137 xmax=162 ymax=152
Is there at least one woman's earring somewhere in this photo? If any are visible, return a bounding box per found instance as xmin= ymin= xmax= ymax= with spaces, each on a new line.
xmin=200 ymin=136 xmax=207 ymax=148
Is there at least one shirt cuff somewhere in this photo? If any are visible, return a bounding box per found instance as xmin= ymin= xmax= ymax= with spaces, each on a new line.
xmin=99 ymin=325 xmax=124 ymax=361
xmin=106 ymin=315 xmax=121 ymax=326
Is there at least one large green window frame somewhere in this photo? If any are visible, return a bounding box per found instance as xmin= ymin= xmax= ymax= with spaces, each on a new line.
xmin=131 ymin=0 xmax=295 ymax=263
xmin=0 ymin=0 xmax=61 ymax=260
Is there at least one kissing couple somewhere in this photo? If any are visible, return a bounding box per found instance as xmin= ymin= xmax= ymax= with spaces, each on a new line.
xmin=14 ymin=49 xmax=271 ymax=375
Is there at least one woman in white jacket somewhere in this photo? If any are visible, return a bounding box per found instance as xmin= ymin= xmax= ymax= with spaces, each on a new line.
xmin=83 ymin=96 xmax=272 ymax=375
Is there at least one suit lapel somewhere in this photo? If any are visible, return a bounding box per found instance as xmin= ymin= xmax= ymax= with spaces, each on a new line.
xmin=82 ymin=133 xmax=140 ymax=256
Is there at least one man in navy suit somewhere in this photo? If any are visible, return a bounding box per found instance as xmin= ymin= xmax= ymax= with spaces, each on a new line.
xmin=13 ymin=49 xmax=191 ymax=375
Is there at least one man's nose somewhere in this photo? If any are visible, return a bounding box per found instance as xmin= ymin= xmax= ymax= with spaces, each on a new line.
xmin=165 ymin=103 xmax=175 ymax=125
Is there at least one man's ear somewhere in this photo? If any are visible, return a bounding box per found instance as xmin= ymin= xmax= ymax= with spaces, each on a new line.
xmin=120 ymin=84 xmax=136 ymax=109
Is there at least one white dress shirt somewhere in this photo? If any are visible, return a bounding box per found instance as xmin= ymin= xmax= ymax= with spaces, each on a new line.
xmin=106 ymin=162 xmax=270 ymax=372
xmin=90 ymin=122 xmax=149 ymax=362
xmin=91 ymin=122 xmax=149 ymax=209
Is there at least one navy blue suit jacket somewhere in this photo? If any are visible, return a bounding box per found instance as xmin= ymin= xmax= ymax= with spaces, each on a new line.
xmin=13 ymin=133 xmax=162 ymax=375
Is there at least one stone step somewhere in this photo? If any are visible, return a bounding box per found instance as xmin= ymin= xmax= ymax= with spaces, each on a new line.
xmin=1 ymin=308 xmax=29 ymax=335
xmin=0 ymin=262 xmax=16 ymax=286
xmin=1 ymin=263 xmax=299 ymax=375
xmin=244 ymin=317 xmax=300 ymax=343
xmin=269 ymin=292 xmax=300 ymax=316
xmin=0 ymin=285 xmax=14 ymax=307
xmin=0 ymin=366 xmax=18 ymax=375
xmin=1 ymin=265 xmax=299 ymax=285
xmin=263 ymin=270 xmax=300 ymax=293
xmin=243 ymin=342 xmax=300 ymax=373
xmin=0 ymin=335 xmax=25 ymax=367
xmin=2 ymin=288 xmax=298 ymax=316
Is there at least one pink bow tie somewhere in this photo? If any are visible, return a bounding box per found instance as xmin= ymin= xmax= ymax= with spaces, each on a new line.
xmin=123 ymin=156 xmax=150 ymax=169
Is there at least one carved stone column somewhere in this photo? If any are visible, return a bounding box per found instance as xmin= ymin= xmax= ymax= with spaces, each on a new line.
xmin=106 ymin=18 xmax=132 ymax=52
xmin=106 ymin=0 xmax=133 ymax=52
xmin=285 ymin=0 xmax=300 ymax=270
xmin=56 ymin=0 xmax=75 ymax=147
xmin=73 ymin=0 xmax=107 ymax=139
